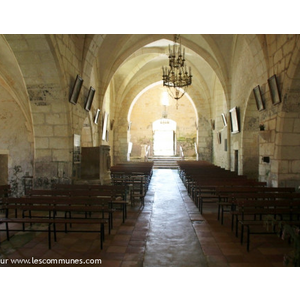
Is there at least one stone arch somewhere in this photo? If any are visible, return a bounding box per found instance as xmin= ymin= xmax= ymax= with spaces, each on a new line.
xmin=109 ymin=37 xmax=229 ymax=164
xmin=118 ymin=82 xmax=198 ymax=162
xmin=228 ymin=35 xmax=270 ymax=175
xmin=128 ymin=82 xmax=198 ymax=123
xmin=0 ymin=35 xmax=34 ymax=194
xmin=4 ymin=35 xmax=76 ymax=186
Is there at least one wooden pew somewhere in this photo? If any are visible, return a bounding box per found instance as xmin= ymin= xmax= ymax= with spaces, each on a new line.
xmin=110 ymin=162 xmax=153 ymax=207
xmin=0 ymin=196 xmax=109 ymax=249
xmin=232 ymin=198 xmax=300 ymax=251
xmin=230 ymin=193 xmax=300 ymax=237
xmin=217 ymin=187 xmax=295 ymax=224
xmin=176 ymin=160 xmax=267 ymax=213
xmin=2 ymin=195 xmax=114 ymax=230
xmin=27 ymin=187 xmax=127 ymax=223
xmin=194 ymin=179 xmax=267 ymax=214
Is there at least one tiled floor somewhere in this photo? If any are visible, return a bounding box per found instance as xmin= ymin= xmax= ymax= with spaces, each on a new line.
xmin=0 ymin=169 xmax=295 ymax=267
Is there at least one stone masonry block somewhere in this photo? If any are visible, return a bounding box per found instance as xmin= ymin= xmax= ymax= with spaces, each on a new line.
xmin=49 ymin=137 xmax=69 ymax=149
xmin=35 ymin=137 xmax=49 ymax=149
xmin=291 ymin=160 xmax=300 ymax=173
xmin=32 ymin=113 xmax=45 ymax=125
xmin=35 ymin=125 xmax=53 ymax=137
xmin=35 ymin=149 xmax=52 ymax=160
xmin=52 ymin=149 xmax=70 ymax=161
xmin=54 ymin=126 xmax=69 ymax=137
xmin=46 ymin=113 xmax=67 ymax=125
xmin=293 ymin=119 xmax=300 ymax=132
xmin=279 ymin=133 xmax=300 ymax=146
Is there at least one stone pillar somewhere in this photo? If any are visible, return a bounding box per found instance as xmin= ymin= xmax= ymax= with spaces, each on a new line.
xmin=100 ymin=145 xmax=111 ymax=185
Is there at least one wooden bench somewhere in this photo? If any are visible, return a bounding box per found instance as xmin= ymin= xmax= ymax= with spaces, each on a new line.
xmin=53 ymin=184 xmax=127 ymax=197
xmin=110 ymin=162 xmax=153 ymax=194
xmin=176 ymin=161 xmax=268 ymax=214
xmin=217 ymin=187 xmax=295 ymax=224
xmin=53 ymin=183 xmax=128 ymax=205
xmin=240 ymin=215 xmax=300 ymax=252
xmin=0 ymin=217 xmax=106 ymax=249
xmin=110 ymin=164 xmax=152 ymax=207
xmin=230 ymin=196 xmax=300 ymax=246
xmin=27 ymin=187 xmax=128 ymax=223
xmin=111 ymin=171 xmax=151 ymax=192
xmin=194 ymin=180 xmax=267 ymax=214
xmin=0 ymin=197 xmax=110 ymax=249
xmin=4 ymin=196 xmax=115 ymax=232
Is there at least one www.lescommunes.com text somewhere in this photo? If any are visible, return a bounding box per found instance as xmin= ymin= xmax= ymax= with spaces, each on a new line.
xmin=0 ymin=257 xmax=102 ymax=265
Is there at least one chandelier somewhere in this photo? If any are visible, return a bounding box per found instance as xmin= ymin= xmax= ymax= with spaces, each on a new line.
xmin=162 ymin=34 xmax=192 ymax=109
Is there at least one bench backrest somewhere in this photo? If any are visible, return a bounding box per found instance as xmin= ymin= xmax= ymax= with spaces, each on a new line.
xmin=216 ymin=187 xmax=295 ymax=194
xmin=234 ymin=199 xmax=300 ymax=213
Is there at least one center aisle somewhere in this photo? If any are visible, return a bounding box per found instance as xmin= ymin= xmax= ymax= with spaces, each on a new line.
xmin=143 ymin=169 xmax=208 ymax=267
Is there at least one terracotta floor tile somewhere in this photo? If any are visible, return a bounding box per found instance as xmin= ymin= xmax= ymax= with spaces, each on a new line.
xmin=130 ymin=231 xmax=148 ymax=241
xmin=201 ymin=245 xmax=223 ymax=255
xmin=128 ymin=240 xmax=146 ymax=247
xmin=123 ymin=252 xmax=144 ymax=261
xmin=113 ymin=234 xmax=131 ymax=241
xmin=193 ymin=230 xmax=213 ymax=237
xmin=197 ymin=236 xmax=217 ymax=244
xmin=206 ymin=254 xmax=228 ymax=267
xmin=220 ymin=247 xmax=244 ymax=256
xmin=117 ymin=226 xmax=135 ymax=234
xmin=126 ymin=245 xmax=145 ymax=253
xmin=257 ymin=247 xmax=285 ymax=255
xmin=106 ymin=246 xmax=127 ymax=253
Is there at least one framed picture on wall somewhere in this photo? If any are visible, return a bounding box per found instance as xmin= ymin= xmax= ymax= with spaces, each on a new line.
xmin=268 ymin=74 xmax=281 ymax=105
xmin=69 ymin=75 xmax=83 ymax=105
xmin=94 ymin=109 xmax=100 ymax=124
xmin=84 ymin=87 xmax=95 ymax=111
xmin=221 ymin=113 xmax=227 ymax=127
xmin=217 ymin=132 xmax=221 ymax=144
xmin=229 ymin=106 xmax=240 ymax=134
xmin=102 ymin=112 xmax=108 ymax=141
xmin=253 ymin=85 xmax=265 ymax=111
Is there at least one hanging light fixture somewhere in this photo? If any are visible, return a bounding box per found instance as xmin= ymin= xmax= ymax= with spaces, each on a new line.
xmin=162 ymin=34 xmax=192 ymax=109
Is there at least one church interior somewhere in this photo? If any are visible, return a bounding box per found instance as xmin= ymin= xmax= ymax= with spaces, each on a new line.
xmin=0 ymin=5 xmax=299 ymax=298
xmin=1 ymin=33 xmax=300 ymax=190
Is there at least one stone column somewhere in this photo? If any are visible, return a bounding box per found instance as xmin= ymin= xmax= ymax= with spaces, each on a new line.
xmin=100 ymin=145 xmax=111 ymax=185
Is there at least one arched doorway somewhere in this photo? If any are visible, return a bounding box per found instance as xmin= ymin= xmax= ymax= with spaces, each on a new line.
xmin=153 ymin=119 xmax=176 ymax=156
